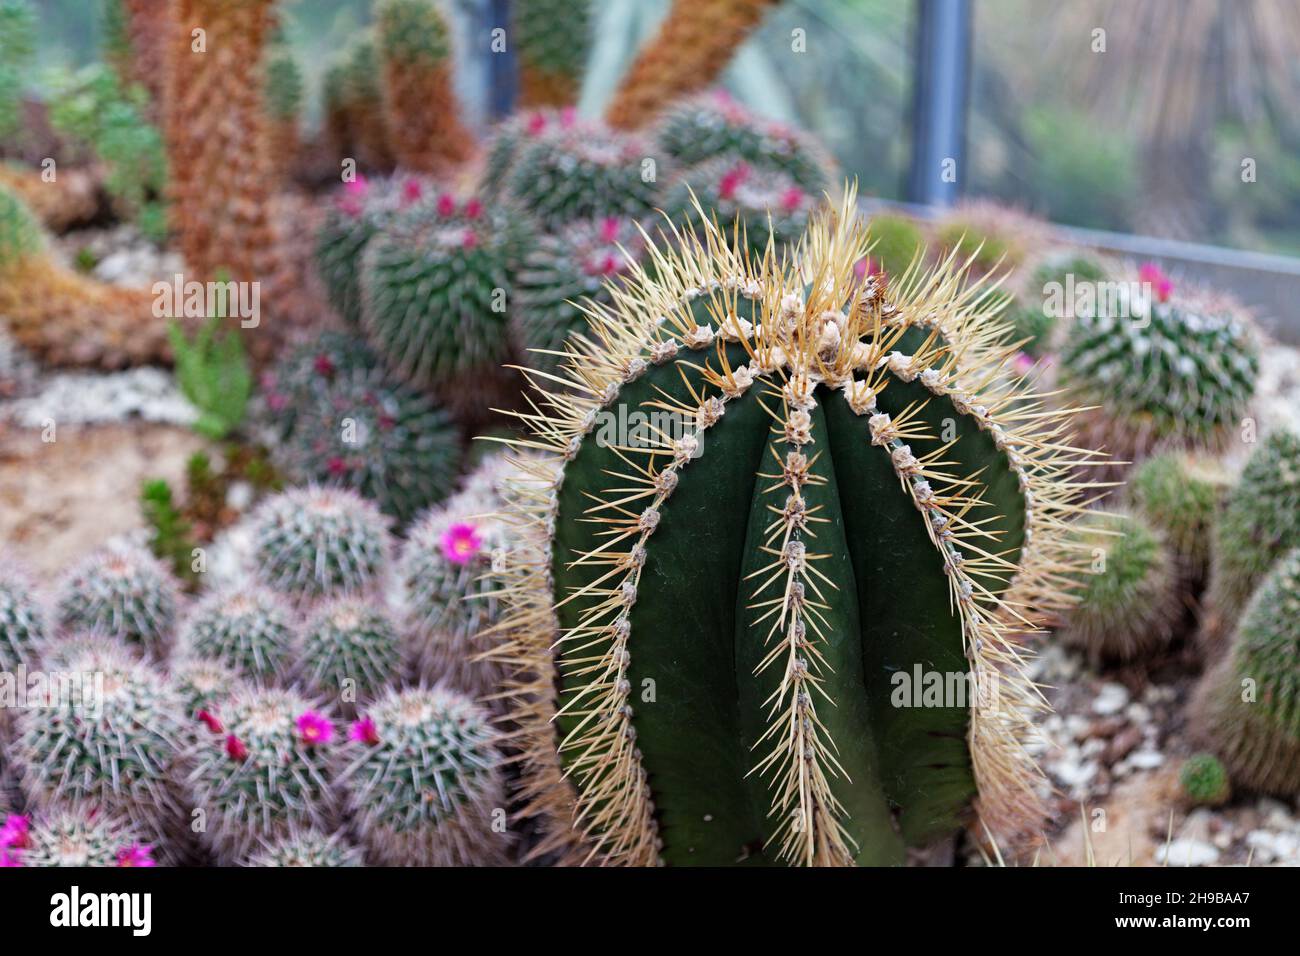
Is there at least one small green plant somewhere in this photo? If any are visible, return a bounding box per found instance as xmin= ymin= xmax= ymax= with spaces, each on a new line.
xmin=140 ymin=478 xmax=201 ymax=587
xmin=1179 ymin=753 xmax=1230 ymax=807
xmin=169 ymin=315 xmax=253 ymax=440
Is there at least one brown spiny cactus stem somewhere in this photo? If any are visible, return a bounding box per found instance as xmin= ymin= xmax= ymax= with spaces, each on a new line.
xmin=120 ymin=0 xmax=173 ymax=110
xmin=605 ymin=0 xmax=779 ymax=130
xmin=375 ymin=0 xmax=475 ymax=175
xmin=0 ymin=162 xmax=102 ymax=232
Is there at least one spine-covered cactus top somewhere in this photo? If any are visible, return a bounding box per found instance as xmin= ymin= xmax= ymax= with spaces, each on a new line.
xmin=487 ymin=194 xmax=1098 ymax=866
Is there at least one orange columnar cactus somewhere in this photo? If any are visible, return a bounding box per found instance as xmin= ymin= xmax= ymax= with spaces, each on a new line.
xmin=375 ymin=0 xmax=474 ymax=174
xmin=605 ymin=0 xmax=779 ymax=130
xmin=0 ymin=162 xmax=100 ymax=232
xmin=119 ymin=0 xmax=172 ymax=109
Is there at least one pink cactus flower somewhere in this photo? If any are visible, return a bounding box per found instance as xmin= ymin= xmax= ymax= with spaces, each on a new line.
xmin=225 ymin=734 xmax=248 ymax=761
xmin=116 ymin=844 xmax=156 ymax=868
xmin=337 ymin=175 xmax=369 ymax=216
xmin=526 ymin=111 xmax=548 ymax=136
xmin=718 ymin=163 xmax=750 ymax=202
xmin=350 ymin=717 xmax=380 ymax=746
xmin=401 ymin=178 xmax=424 ymax=205
xmin=436 ymin=192 xmax=457 ymax=217
xmin=779 ymin=186 xmax=805 ymax=214
xmin=197 ymin=710 xmax=224 ymax=735
xmin=560 ymin=106 xmax=577 ymax=128
xmin=599 ymin=217 xmax=622 ymax=244
xmin=463 ymin=198 xmax=484 ymax=220
xmin=326 ymin=456 xmax=349 ymax=476
xmin=440 ymin=522 xmax=483 ymax=564
xmin=1138 ymin=262 xmax=1173 ymax=303
xmin=297 ymin=711 xmax=335 ymax=746
xmin=313 ymin=353 xmax=337 ymax=377
xmin=461 ymin=228 xmax=479 ymax=250
xmin=0 ymin=814 xmax=30 ymax=850
xmin=1013 ymin=351 xmax=1037 ymax=376
xmin=0 ymin=850 xmax=21 ymax=867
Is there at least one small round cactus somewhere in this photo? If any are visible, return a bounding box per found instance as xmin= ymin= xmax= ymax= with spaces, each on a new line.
xmin=656 ymin=93 xmax=831 ymax=192
xmin=297 ymin=598 xmax=404 ymax=712
xmin=0 ymin=556 xmax=48 ymax=672
xmin=177 ymin=586 xmax=299 ymax=684
xmin=1057 ymin=511 xmax=1181 ymax=664
xmin=171 ymin=656 xmax=243 ymax=720
xmin=1060 ymin=268 xmax=1259 ymax=469
xmin=399 ymin=457 xmax=515 ymax=698
xmin=259 ymin=331 xmax=385 ymax=441
xmin=933 ymin=201 xmax=1042 ymax=276
xmin=248 ymin=486 xmax=392 ymax=602
xmin=864 ymin=213 xmax=925 ymax=281
xmin=9 ymin=807 xmax=154 ymax=868
xmin=268 ymin=358 xmax=463 ymax=525
xmin=480 ymin=108 xmax=560 ymax=201
xmin=360 ymin=193 xmax=521 ymax=394
xmin=1208 ymin=430 xmax=1300 ymax=626
xmin=340 ymin=686 xmax=509 ymax=866
xmin=315 ymin=175 xmax=430 ymax=327
xmin=1127 ymin=451 xmax=1232 ymax=575
xmin=54 ymin=543 xmax=179 ymax=657
xmin=506 ymin=118 xmax=659 ymax=228
xmin=242 ymin=828 xmax=365 ymax=867
xmin=1179 ymin=753 xmax=1230 ymax=807
xmin=666 ymin=159 xmax=815 ymax=261
xmin=13 ymin=638 xmax=190 ymax=861
xmin=185 ymin=686 xmax=341 ymax=862
xmin=1192 ymin=548 xmax=1300 ymax=796
xmin=514 ymin=216 xmax=645 ymax=373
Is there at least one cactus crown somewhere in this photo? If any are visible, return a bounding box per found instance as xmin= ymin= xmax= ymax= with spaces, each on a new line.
xmin=171 ymin=656 xmax=243 ymax=719
xmin=668 ymin=159 xmax=814 ymax=260
xmin=299 ymin=597 xmax=403 ymax=704
xmin=178 ymin=586 xmax=299 ymax=683
xmin=376 ymin=0 xmax=451 ymax=66
xmin=1128 ymin=451 xmax=1230 ymax=565
xmin=489 ymin=191 xmax=1098 ymax=866
xmin=15 ymin=807 xmax=146 ymax=868
xmin=54 ymin=543 xmax=179 ymax=656
xmin=243 ymin=828 xmax=364 ymax=867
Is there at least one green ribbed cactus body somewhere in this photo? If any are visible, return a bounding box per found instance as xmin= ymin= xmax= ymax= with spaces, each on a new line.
xmin=1128 ymin=451 xmax=1231 ymax=574
xmin=1194 ymin=548 xmax=1300 ymax=795
xmin=513 ymin=0 xmax=590 ymax=106
xmin=264 ymin=41 xmax=303 ymax=123
xmin=0 ymin=559 xmax=47 ymax=672
xmin=242 ymin=829 xmax=365 ymax=867
xmin=865 ymin=213 xmax=925 ymax=281
xmin=360 ymin=196 xmax=520 ymax=391
xmin=666 ymin=159 xmax=814 ymax=261
xmin=17 ymin=807 xmax=145 ymax=867
xmin=54 ymin=543 xmax=178 ymax=658
xmin=298 ymin=598 xmax=403 ymax=710
xmin=178 ymin=586 xmax=299 ymax=684
xmin=490 ymin=199 xmax=1091 ymax=867
xmin=657 ymin=95 xmax=831 ymax=192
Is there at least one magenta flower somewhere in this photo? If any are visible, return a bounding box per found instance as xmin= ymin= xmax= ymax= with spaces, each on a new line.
xmin=313 ymin=353 xmax=337 ymax=377
xmin=463 ymin=198 xmax=483 ymax=220
xmin=560 ymin=106 xmax=577 ymax=128
xmin=326 ymin=456 xmax=349 ymax=476
xmin=436 ymin=192 xmax=457 ymax=217
xmin=344 ymin=175 xmax=369 ymax=197
xmin=297 ymin=711 xmax=335 ymax=746
xmin=461 ymin=228 xmax=479 ymax=250
xmin=440 ymin=522 xmax=483 ymax=564
xmin=350 ymin=717 xmax=380 ymax=746
xmin=401 ymin=178 xmax=424 ymax=205
xmin=526 ymin=111 xmax=548 ymax=136
xmin=0 ymin=850 xmax=21 ymax=867
xmin=1138 ymin=262 xmax=1173 ymax=303
xmin=116 ymin=843 xmax=156 ymax=868
xmin=197 ymin=710 xmax=224 ymax=734
xmin=1013 ymin=351 xmax=1037 ymax=376
xmin=718 ymin=163 xmax=750 ymax=202
xmin=779 ymin=186 xmax=805 ymax=214
xmin=599 ymin=217 xmax=622 ymax=244
xmin=0 ymin=814 xmax=29 ymax=850
xmin=225 ymin=734 xmax=248 ymax=761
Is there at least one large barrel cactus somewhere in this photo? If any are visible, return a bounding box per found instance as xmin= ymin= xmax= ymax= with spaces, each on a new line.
xmin=488 ymin=195 xmax=1097 ymax=866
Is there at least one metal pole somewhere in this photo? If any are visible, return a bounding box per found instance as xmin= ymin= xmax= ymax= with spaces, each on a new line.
xmin=908 ymin=0 xmax=972 ymax=207
xmin=487 ymin=0 xmax=516 ymax=119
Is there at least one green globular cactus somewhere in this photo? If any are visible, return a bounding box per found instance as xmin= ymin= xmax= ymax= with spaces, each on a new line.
xmin=242 ymin=828 xmax=365 ymax=867
xmin=185 ymin=686 xmax=340 ymax=863
xmin=259 ymin=331 xmax=384 ymax=440
xmin=1179 ymin=752 xmax=1230 ymax=807
xmin=505 ymin=117 xmax=659 ymax=229
xmin=1192 ymin=548 xmax=1300 ymax=796
xmin=177 ymin=586 xmax=299 ymax=684
xmin=398 ymin=454 xmax=516 ymax=698
xmin=485 ymin=194 xmax=1096 ymax=866
xmin=360 ymin=193 xmax=521 ymax=394
xmin=666 ymin=159 xmax=815 ymax=262
xmin=1060 ymin=270 xmax=1259 ymax=468
xmin=14 ymin=638 xmax=190 ymax=862
xmin=514 ymin=216 xmax=646 ymax=373
xmin=171 ymin=656 xmax=243 ymax=720
xmin=0 ymin=557 xmax=47 ymax=672
xmin=1127 ymin=451 xmax=1232 ymax=575
xmin=864 ymin=213 xmax=925 ymax=282
xmin=248 ymin=487 xmax=392 ymax=602
xmin=341 ymin=686 xmax=510 ymax=865
xmin=656 ymin=93 xmax=832 ymax=192
xmin=265 ymin=346 xmax=463 ymax=525
xmin=315 ymin=175 xmax=429 ymax=328
xmin=1057 ymin=511 xmax=1180 ymax=664
xmin=54 ymin=543 xmax=179 ymax=658
xmin=13 ymin=806 xmax=153 ymax=867
xmin=1208 ymin=431 xmax=1300 ymax=628
xmin=264 ymin=40 xmax=303 ymax=125
xmin=298 ymin=598 xmax=403 ymax=713
xmin=480 ymin=108 xmax=558 ymax=201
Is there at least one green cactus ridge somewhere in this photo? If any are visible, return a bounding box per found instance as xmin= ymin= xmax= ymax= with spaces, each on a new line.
xmin=376 ymin=0 xmax=451 ymax=66
xmin=514 ymin=215 xmax=646 ymax=374
xmin=1058 ymin=511 xmax=1181 ymax=663
xmin=0 ymin=180 xmax=45 ymax=266
xmin=513 ymin=0 xmax=590 ymax=90
xmin=178 ymin=586 xmax=299 ymax=683
xmin=242 ymin=828 xmax=366 ymax=867
xmin=1195 ymin=547 xmax=1300 ymax=796
xmin=486 ymin=196 xmax=1096 ymax=866
xmin=656 ymin=94 xmax=832 ymax=192
xmin=360 ymin=196 xmax=521 ymax=391
xmin=249 ymin=486 xmax=392 ymax=601
xmin=1128 ymin=451 xmax=1231 ymax=572
xmin=0 ymin=557 xmax=47 ymax=672
xmin=298 ymin=597 xmax=404 ymax=708
xmin=1179 ymin=753 xmax=1230 ymax=807
xmin=171 ymin=656 xmax=243 ymax=719
xmin=864 ymin=213 xmax=925 ymax=282
xmin=506 ymin=120 xmax=660 ymax=229
xmin=16 ymin=806 xmax=145 ymax=868
xmin=341 ymin=685 xmax=509 ymax=865
xmin=1209 ymin=430 xmax=1300 ymax=623
xmin=264 ymin=43 xmax=303 ymax=122
xmin=54 ymin=543 xmax=179 ymax=657
xmin=1061 ymin=284 xmax=1259 ymax=452
xmin=666 ymin=158 xmax=815 ymax=262
xmin=185 ymin=686 xmax=340 ymax=862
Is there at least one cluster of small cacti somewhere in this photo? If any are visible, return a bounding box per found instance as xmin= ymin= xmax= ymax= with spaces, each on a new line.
xmin=54 ymin=543 xmax=179 ymax=658
xmin=664 ymin=159 xmax=815 ymax=260
xmin=1127 ymin=451 xmax=1231 ymax=575
xmin=4 ymin=806 xmax=155 ymax=868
